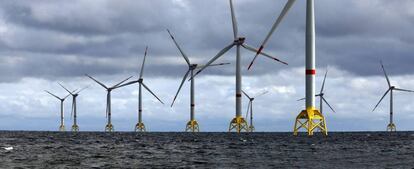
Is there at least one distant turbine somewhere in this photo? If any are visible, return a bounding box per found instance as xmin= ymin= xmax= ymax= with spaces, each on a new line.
xmin=86 ymin=74 xmax=134 ymax=132
xmin=191 ymin=0 xmax=289 ymax=133
xmin=298 ymin=69 xmax=336 ymax=115
xmin=372 ymin=61 xmax=414 ymax=132
xmin=58 ymin=83 xmax=89 ymax=132
xmin=167 ymin=29 xmax=229 ymax=132
xmin=242 ymin=90 xmax=268 ymax=132
xmin=45 ymin=90 xmax=71 ymax=131
xmin=115 ymin=47 xmax=164 ymax=132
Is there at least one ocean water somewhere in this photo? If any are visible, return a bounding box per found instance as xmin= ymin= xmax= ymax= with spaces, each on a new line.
xmin=0 ymin=131 xmax=413 ymax=168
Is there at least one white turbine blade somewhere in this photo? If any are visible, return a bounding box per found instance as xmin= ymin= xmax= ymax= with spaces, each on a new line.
xmin=197 ymin=62 xmax=231 ymax=69
xmin=191 ymin=43 xmax=235 ymax=80
xmin=63 ymin=93 xmax=71 ymax=100
xmin=380 ymin=61 xmax=391 ymax=87
xmin=58 ymin=83 xmax=74 ymax=95
xmin=321 ymin=96 xmax=336 ymax=113
xmin=139 ymin=46 xmax=148 ymax=79
xmin=254 ymin=91 xmax=269 ymax=98
xmin=245 ymin=101 xmax=251 ymax=120
xmin=142 ymin=82 xmax=164 ymax=104
xmin=45 ymin=90 xmax=61 ymax=100
xmin=171 ymin=70 xmax=190 ymax=107
xmin=112 ymin=76 xmax=134 ymax=88
xmin=242 ymin=44 xmax=288 ymax=69
xmin=296 ymin=97 xmax=305 ymax=101
xmin=242 ymin=90 xmax=251 ymax=99
xmin=105 ymin=95 xmax=109 ymax=118
xmin=70 ymin=101 xmax=75 ymax=120
xmin=167 ymin=29 xmax=191 ymax=66
xmin=85 ymin=74 xmax=108 ymax=89
xmin=320 ymin=69 xmax=328 ymax=93
xmin=394 ymin=88 xmax=414 ymax=93
xmin=75 ymin=85 xmax=89 ymax=94
xmin=114 ymin=80 xmax=139 ymax=89
xmin=372 ymin=88 xmax=391 ymax=112
xmin=229 ymin=0 xmax=238 ymax=39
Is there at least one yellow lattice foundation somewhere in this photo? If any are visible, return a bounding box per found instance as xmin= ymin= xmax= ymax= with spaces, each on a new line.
xmin=59 ymin=125 xmax=65 ymax=132
xmin=248 ymin=125 xmax=255 ymax=132
xmin=386 ymin=123 xmax=396 ymax=132
xmin=71 ymin=124 xmax=79 ymax=132
xmin=229 ymin=116 xmax=249 ymax=133
xmin=293 ymin=108 xmax=328 ymax=136
xmin=185 ymin=120 xmax=199 ymax=132
xmin=105 ymin=123 xmax=114 ymax=132
xmin=135 ymin=122 xmax=146 ymax=132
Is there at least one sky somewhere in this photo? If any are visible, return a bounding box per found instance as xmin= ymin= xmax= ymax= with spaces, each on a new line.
xmin=0 ymin=0 xmax=414 ymax=132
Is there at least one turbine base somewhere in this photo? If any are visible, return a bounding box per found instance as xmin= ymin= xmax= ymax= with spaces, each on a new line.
xmin=105 ymin=123 xmax=114 ymax=132
xmin=229 ymin=116 xmax=249 ymax=133
xmin=71 ymin=124 xmax=79 ymax=132
xmin=135 ymin=122 xmax=146 ymax=132
xmin=59 ymin=125 xmax=65 ymax=132
xmin=293 ymin=108 xmax=328 ymax=136
xmin=185 ymin=120 xmax=199 ymax=132
xmin=386 ymin=123 xmax=396 ymax=132
xmin=248 ymin=125 xmax=255 ymax=132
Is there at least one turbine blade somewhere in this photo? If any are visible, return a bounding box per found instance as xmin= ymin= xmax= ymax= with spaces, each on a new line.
xmin=320 ymin=69 xmax=328 ymax=93
xmin=142 ymin=82 xmax=164 ymax=104
xmin=254 ymin=91 xmax=269 ymax=98
xmin=63 ymin=93 xmax=71 ymax=100
xmin=372 ymin=88 xmax=391 ymax=111
xmin=114 ymin=80 xmax=139 ymax=89
xmin=321 ymin=96 xmax=336 ymax=113
xmin=45 ymin=90 xmax=61 ymax=100
xmin=255 ymin=0 xmax=296 ymax=53
xmin=70 ymin=101 xmax=74 ymax=120
xmin=242 ymin=90 xmax=251 ymax=99
xmin=166 ymin=29 xmax=191 ymax=66
xmin=380 ymin=61 xmax=391 ymax=87
xmin=296 ymin=97 xmax=305 ymax=101
xmin=245 ymin=101 xmax=251 ymax=120
xmin=197 ymin=62 xmax=231 ymax=69
xmin=171 ymin=70 xmax=190 ymax=107
xmin=242 ymin=43 xmax=288 ymax=70
xmin=112 ymin=76 xmax=134 ymax=88
xmin=58 ymin=83 xmax=73 ymax=95
xmin=229 ymin=0 xmax=238 ymax=39
xmin=190 ymin=43 xmax=234 ymax=80
xmin=75 ymin=85 xmax=89 ymax=94
xmin=394 ymin=88 xmax=414 ymax=93
xmin=85 ymin=74 xmax=108 ymax=89
xmin=106 ymin=93 xmax=109 ymax=118
xmin=139 ymin=46 xmax=148 ymax=79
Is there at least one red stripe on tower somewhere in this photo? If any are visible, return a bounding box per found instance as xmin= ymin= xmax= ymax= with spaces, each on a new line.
xmin=306 ymin=69 xmax=316 ymax=75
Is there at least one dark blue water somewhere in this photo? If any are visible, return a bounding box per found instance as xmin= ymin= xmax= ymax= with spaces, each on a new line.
xmin=0 ymin=131 xmax=413 ymax=168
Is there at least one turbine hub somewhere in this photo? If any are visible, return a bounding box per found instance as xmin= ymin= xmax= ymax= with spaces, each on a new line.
xmin=138 ymin=78 xmax=143 ymax=83
xmin=234 ymin=37 xmax=245 ymax=45
xmin=190 ymin=64 xmax=197 ymax=70
xmin=251 ymin=98 xmax=254 ymax=101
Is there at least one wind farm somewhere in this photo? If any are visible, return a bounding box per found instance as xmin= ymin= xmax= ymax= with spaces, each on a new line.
xmin=1 ymin=0 xmax=414 ymax=168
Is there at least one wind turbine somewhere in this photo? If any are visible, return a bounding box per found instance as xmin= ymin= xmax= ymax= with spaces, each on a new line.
xmin=115 ymin=47 xmax=164 ymax=132
xmin=86 ymin=74 xmax=134 ymax=132
xmin=45 ymin=90 xmax=70 ymax=131
xmin=167 ymin=29 xmax=230 ymax=132
xmin=58 ymin=83 xmax=89 ymax=132
xmin=372 ymin=61 xmax=414 ymax=132
xmin=191 ymin=0 xmax=289 ymax=133
xmin=298 ymin=69 xmax=336 ymax=115
xmin=242 ymin=90 xmax=268 ymax=132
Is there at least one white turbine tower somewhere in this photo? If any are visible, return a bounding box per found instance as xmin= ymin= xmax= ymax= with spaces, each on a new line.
xmin=242 ymin=90 xmax=268 ymax=132
xmin=58 ymin=83 xmax=89 ymax=132
xmin=45 ymin=90 xmax=70 ymax=131
xmin=115 ymin=47 xmax=164 ymax=132
xmin=372 ymin=61 xmax=414 ymax=132
xmin=192 ymin=0 xmax=290 ymax=133
xmin=167 ymin=29 xmax=229 ymax=132
xmin=86 ymin=74 xmax=134 ymax=132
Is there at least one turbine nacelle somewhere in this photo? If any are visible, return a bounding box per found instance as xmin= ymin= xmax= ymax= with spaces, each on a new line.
xmin=233 ymin=37 xmax=245 ymax=45
xmin=190 ymin=64 xmax=198 ymax=70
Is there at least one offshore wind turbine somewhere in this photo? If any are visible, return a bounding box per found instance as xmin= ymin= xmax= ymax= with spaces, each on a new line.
xmin=58 ymin=83 xmax=89 ymax=132
xmin=298 ymin=69 xmax=336 ymax=115
xmin=115 ymin=47 xmax=164 ymax=132
xmin=242 ymin=90 xmax=268 ymax=132
xmin=86 ymin=74 xmax=133 ymax=132
xmin=372 ymin=61 xmax=414 ymax=132
xmin=167 ymin=29 xmax=230 ymax=132
xmin=45 ymin=90 xmax=70 ymax=131
xmin=191 ymin=0 xmax=289 ymax=133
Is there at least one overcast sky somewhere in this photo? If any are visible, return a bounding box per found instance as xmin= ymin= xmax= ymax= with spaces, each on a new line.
xmin=0 ymin=0 xmax=414 ymax=132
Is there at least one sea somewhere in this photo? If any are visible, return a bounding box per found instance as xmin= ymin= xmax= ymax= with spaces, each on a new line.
xmin=0 ymin=131 xmax=413 ymax=168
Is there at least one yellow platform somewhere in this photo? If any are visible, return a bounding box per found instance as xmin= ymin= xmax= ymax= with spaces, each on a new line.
xmin=71 ymin=124 xmax=79 ymax=132
xmin=135 ymin=122 xmax=146 ymax=132
xmin=185 ymin=120 xmax=199 ymax=132
xmin=229 ymin=116 xmax=249 ymax=133
xmin=293 ymin=108 xmax=328 ymax=136
xmin=59 ymin=125 xmax=65 ymax=132
xmin=105 ymin=123 xmax=114 ymax=132
xmin=386 ymin=123 xmax=396 ymax=132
